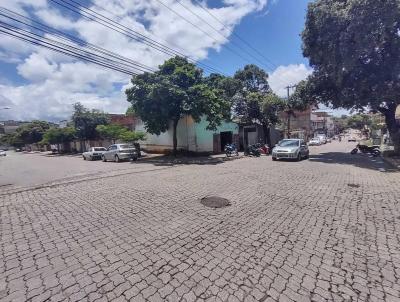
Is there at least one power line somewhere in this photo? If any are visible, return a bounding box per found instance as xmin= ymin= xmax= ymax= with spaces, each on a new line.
xmin=0 ymin=7 xmax=156 ymax=73
xmin=0 ymin=21 xmax=143 ymax=75
xmin=174 ymin=0 xmax=277 ymax=71
xmin=191 ymin=0 xmax=279 ymax=70
xmin=152 ymin=0 xmax=258 ymax=67
xmin=49 ymin=0 xmax=225 ymax=75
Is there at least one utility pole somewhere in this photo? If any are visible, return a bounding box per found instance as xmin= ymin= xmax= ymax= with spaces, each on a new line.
xmin=285 ymin=85 xmax=297 ymax=138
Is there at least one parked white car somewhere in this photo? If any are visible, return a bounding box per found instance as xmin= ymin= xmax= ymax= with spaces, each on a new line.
xmin=308 ymin=138 xmax=321 ymax=146
xmin=0 ymin=150 xmax=6 ymax=156
xmin=82 ymin=147 xmax=107 ymax=161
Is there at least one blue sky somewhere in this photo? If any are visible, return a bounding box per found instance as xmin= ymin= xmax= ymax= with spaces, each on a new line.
xmin=0 ymin=0 xmax=322 ymax=121
xmin=205 ymin=0 xmax=311 ymax=74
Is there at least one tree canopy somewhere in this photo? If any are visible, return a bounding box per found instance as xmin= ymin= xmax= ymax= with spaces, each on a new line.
xmin=96 ymin=124 xmax=145 ymax=143
xmin=232 ymin=64 xmax=285 ymax=146
xmin=302 ymin=0 xmax=400 ymax=151
xmin=71 ymin=103 xmax=109 ymax=142
xmin=14 ymin=121 xmax=50 ymax=145
xmin=126 ymin=56 xmax=230 ymax=154
xmin=40 ymin=127 xmax=76 ymax=151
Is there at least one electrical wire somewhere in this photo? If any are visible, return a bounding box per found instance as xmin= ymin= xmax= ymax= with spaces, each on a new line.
xmin=49 ymin=0 xmax=225 ymax=75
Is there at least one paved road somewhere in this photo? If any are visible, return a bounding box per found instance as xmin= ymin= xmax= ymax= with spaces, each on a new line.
xmin=1 ymin=142 xmax=400 ymax=302
xmin=0 ymin=151 xmax=163 ymax=188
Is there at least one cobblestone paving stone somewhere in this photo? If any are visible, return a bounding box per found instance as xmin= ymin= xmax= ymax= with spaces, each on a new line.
xmin=1 ymin=143 xmax=400 ymax=301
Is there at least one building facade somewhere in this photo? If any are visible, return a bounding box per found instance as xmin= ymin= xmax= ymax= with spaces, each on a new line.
xmin=135 ymin=115 xmax=239 ymax=154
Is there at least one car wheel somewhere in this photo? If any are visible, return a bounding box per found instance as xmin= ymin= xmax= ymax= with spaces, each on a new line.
xmin=297 ymin=153 xmax=301 ymax=161
xmin=102 ymin=155 xmax=107 ymax=162
xmin=115 ymin=155 xmax=120 ymax=162
xmin=272 ymin=157 xmax=277 ymax=161
xmin=132 ymin=156 xmax=138 ymax=162
xmin=83 ymin=155 xmax=86 ymax=160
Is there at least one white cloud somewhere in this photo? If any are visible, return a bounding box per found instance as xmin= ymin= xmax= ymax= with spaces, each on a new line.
xmin=0 ymin=0 xmax=270 ymax=121
xmin=268 ymin=64 xmax=312 ymax=97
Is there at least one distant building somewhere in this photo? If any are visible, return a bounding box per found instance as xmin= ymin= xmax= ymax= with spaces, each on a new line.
xmin=0 ymin=120 xmax=29 ymax=136
xmin=279 ymin=107 xmax=314 ymax=140
xmin=311 ymin=111 xmax=335 ymax=137
xmin=109 ymin=114 xmax=135 ymax=130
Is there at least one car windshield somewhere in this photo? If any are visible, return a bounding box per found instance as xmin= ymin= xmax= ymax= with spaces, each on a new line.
xmin=278 ymin=140 xmax=299 ymax=147
xmin=120 ymin=144 xmax=134 ymax=149
xmin=94 ymin=147 xmax=106 ymax=151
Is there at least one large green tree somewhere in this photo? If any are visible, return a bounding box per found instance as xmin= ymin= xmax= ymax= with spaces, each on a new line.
xmin=125 ymin=56 xmax=230 ymax=155
xmin=71 ymin=103 xmax=109 ymax=150
xmin=0 ymin=133 xmax=24 ymax=148
xmin=232 ymin=64 xmax=284 ymax=146
xmin=40 ymin=127 xmax=76 ymax=152
xmin=302 ymin=0 xmax=400 ymax=152
xmin=13 ymin=121 xmax=50 ymax=145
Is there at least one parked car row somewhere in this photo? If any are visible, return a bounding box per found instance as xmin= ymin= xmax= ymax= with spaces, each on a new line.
xmin=307 ymin=134 xmax=334 ymax=146
xmin=83 ymin=144 xmax=139 ymax=162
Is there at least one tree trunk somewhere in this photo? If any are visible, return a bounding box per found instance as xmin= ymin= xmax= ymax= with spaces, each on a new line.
xmin=172 ymin=119 xmax=178 ymax=156
xmin=262 ymin=124 xmax=272 ymax=147
xmin=379 ymin=102 xmax=400 ymax=154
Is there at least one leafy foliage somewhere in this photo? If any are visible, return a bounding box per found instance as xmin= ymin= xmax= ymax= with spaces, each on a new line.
xmin=96 ymin=124 xmax=126 ymax=143
xmin=96 ymin=124 xmax=145 ymax=143
xmin=118 ymin=130 xmax=146 ymax=143
xmin=126 ymin=56 xmax=230 ymax=154
xmin=0 ymin=133 xmax=24 ymax=148
xmin=12 ymin=121 xmax=50 ymax=145
xmin=232 ymin=64 xmax=285 ymax=145
xmin=40 ymin=127 xmax=76 ymax=145
xmin=71 ymin=103 xmax=109 ymax=141
xmin=302 ymin=0 xmax=400 ymax=151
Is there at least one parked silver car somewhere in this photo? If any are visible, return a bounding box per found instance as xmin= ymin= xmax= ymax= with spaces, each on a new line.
xmin=272 ymin=139 xmax=309 ymax=161
xmin=102 ymin=144 xmax=138 ymax=162
xmin=82 ymin=147 xmax=107 ymax=161
xmin=0 ymin=150 xmax=6 ymax=156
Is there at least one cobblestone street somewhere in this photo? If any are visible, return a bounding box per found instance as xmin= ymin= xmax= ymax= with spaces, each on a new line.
xmin=1 ymin=142 xmax=400 ymax=302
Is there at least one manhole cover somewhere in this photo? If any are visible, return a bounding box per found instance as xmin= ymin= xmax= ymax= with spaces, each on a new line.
xmin=347 ymin=183 xmax=360 ymax=188
xmin=201 ymin=196 xmax=230 ymax=208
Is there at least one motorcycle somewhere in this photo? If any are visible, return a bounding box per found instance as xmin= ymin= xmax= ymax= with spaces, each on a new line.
xmin=253 ymin=143 xmax=270 ymax=155
xmin=224 ymin=143 xmax=239 ymax=157
xmin=350 ymin=144 xmax=380 ymax=157
xmin=244 ymin=144 xmax=261 ymax=157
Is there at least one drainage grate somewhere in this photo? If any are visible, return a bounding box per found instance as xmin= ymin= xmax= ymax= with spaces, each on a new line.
xmin=201 ymin=196 xmax=231 ymax=208
xmin=347 ymin=183 xmax=360 ymax=188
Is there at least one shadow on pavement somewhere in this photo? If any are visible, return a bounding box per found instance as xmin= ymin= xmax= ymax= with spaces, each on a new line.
xmin=134 ymin=154 xmax=242 ymax=166
xmin=308 ymin=151 xmax=398 ymax=172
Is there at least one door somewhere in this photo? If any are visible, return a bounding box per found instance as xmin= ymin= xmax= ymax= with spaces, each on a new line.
xmin=106 ymin=145 xmax=116 ymax=160
xmin=220 ymin=131 xmax=233 ymax=151
xmin=213 ymin=134 xmax=221 ymax=153
xmin=300 ymin=140 xmax=308 ymax=156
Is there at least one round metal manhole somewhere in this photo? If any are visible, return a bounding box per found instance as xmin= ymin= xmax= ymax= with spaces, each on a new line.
xmin=201 ymin=196 xmax=231 ymax=208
